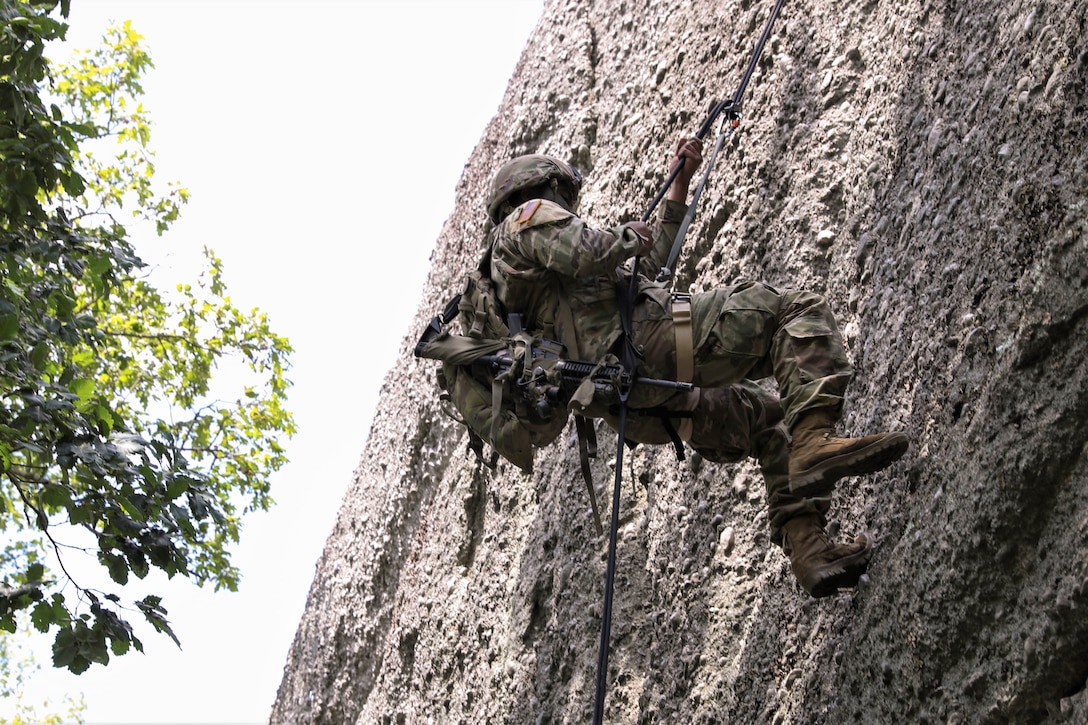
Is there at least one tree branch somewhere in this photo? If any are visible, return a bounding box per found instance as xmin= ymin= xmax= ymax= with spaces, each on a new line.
xmin=8 ymin=471 xmax=87 ymax=596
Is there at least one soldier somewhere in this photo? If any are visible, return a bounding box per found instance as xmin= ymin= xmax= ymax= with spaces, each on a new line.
xmin=481 ymin=138 xmax=908 ymax=597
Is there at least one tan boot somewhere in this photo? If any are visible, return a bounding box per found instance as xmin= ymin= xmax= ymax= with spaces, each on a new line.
xmin=782 ymin=514 xmax=872 ymax=598
xmin=789 ymin=410 xmax=909 ymax=497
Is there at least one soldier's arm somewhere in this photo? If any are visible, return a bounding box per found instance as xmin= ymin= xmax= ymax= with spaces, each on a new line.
xmin=640 ymin=199 xmax=686 ymax=273
xmin=637 ymin=137 xmax=704 ymax=276
xmin=510 ymin=200 xmax=645 ymax=278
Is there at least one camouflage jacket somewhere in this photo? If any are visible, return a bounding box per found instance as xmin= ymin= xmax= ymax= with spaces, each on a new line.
xmin=487 ymin=198 xmax=686 ymax=364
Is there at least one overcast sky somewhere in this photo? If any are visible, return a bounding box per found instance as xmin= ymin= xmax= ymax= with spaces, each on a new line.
xmin=8 ymin=1 xmax=544 ymax=722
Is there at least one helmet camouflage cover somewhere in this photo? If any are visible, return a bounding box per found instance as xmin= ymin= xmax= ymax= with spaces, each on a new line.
xmin=486 ymin=154 xmax=583 ymax=224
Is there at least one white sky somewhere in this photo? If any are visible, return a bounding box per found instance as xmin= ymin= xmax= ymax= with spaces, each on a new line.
xmin=8 ymin=1 xmax=544 ymax=722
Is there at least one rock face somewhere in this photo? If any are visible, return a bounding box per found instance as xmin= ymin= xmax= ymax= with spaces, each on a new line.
xmin=272 ymin=0 xmax=1087 ymax=722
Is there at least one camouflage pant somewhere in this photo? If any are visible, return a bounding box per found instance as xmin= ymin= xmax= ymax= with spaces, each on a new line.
xmin=604 ymin=380 xmax=829 ymax=546
xmin=630 ymin=280 xmax=853 ymax=429
xmin=604 ymin=280 xmax=851 ymax=543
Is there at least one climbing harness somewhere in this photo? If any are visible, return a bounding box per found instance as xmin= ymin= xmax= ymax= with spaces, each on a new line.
xmin=592 ymin=0 xmax=788 ymax=721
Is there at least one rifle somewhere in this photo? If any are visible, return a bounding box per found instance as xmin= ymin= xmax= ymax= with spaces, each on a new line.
xmin=415 ymin=311 xmax=693 ymax=415
xmin=475 ymin=351 xmax=693 ymax=410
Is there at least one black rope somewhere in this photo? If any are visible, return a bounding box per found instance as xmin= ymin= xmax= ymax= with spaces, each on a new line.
xmin=592 ymin=0 xmax=788 ymax=721
xmin=592 ymin=398 xmax=629 ymax=722
xmin=641 ymin=0 xmax=787 ymax=224
xmin=657 ymin=117 xmax=733 ymax=284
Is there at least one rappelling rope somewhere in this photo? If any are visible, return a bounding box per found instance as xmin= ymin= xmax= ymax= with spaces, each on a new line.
xmin=592 ymin=0 xmax=788 ymax=722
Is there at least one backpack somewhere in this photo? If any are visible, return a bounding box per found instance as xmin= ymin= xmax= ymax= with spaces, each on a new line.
xmin=414 ymin=249 xmax=570 ymax=473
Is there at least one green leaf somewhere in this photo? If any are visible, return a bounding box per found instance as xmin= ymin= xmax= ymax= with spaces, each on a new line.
xmin=50 ymin=593 xmax=69 ymax=624
xmin=70 ymin=377 xmax=95 ymax=399
xmin=117 ymin=494 xmax=145 ymax=522
xmin=166 ymin=474 xmax=190 ymax=499
xmin=94 ymin=405 xmax=114 ymax=433
xmin=0 ymin=314 xmax=18 ymax=340
xmin=125 ymin=549 xmax=149 ymax=579
xmin=138 ymin=464 xmax=158 ymax=488
xmin=87 ymin=639 xmax=110 ymax=666
xmin=188 ymin=492 xmax=209 ymax=520
xmin=88 ymin=254 xmax=112 ymax=276
xmin=98 ymin=551 xmax=129 ymax=585
xmin=52 ymin=626 xmax=78 ymax=668
xmin=68 ymin=655 xmax=92 ymax=674
xmin=41 ymin=483 xmax=73 ymax=509
xmin=137 ymin=595 xmax=181 ymax=648
xmin=111 ymin=635 xmax=131 ymax=656
xmin=69 ymin=503 xmax=94 ymax=526
xmin=26 ymin=562 xmax=45 ymax=583
xmin=30 ymin=341 xmax=51 ymax=368
xmin=31 ymin=600 xmax=56 ymax=632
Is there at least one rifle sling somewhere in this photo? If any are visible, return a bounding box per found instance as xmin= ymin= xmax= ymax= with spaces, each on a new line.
xmin=555 ymin=288 xmax=609 ymax=534
xmin=575 ymin=415 xmax=604 ymax=536
xmin=490 ymin=375 xmax=503 ymax=453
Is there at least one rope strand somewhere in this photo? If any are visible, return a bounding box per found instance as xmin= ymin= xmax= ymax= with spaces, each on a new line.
xmin=593 ymin=1 xmax=789 ymax=721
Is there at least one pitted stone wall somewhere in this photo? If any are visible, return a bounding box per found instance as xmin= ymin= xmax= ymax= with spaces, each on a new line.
xmin=273 ymin=1 xmax=1088 ymax=722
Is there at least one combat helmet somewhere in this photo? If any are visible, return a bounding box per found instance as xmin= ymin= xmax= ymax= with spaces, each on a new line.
xmin=486 ymin=154 xmax=583 ymax=224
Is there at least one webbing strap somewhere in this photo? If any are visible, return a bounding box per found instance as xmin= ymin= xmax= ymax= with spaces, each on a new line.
xmin=554 ymin=287 xmax=581 ymax=361
xmin=660 ymin=417 xmax=687 ymax=461
xmin=556 ymin=286 xmax=605 ymax=535
xmin=626 ymin=405 xmax=695 ymax=460
xmin=490 ymin=377 xmax=503 ymax=447
xmin=672 ymin=293 xmax=694 ymax=384
xmin=575 ymin=415 xmax=604 ymax=536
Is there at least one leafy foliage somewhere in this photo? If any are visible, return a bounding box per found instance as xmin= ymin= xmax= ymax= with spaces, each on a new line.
xmin=0 ymin=0 xmax=295 ymax=672
xmin=0 ymin=627 xmax=86 ymax=723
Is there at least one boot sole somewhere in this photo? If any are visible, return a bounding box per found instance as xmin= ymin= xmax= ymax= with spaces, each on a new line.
xmin=790 ymin=432 xmax=909 ymax=498
xmin=801 ymin=537 xmax=874 ymax=598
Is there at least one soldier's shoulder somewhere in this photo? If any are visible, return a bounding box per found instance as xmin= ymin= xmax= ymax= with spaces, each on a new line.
xmin=510 ymin=199 xmax=575 ymax=230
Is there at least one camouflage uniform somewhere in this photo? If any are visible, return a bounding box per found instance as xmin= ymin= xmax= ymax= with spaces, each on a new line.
xmin=488 ymin=197 xmax=842 ymax=543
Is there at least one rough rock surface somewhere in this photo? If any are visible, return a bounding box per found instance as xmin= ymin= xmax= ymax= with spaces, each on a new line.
xmin=272 ymin=0 xmax=1088 ymax=722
